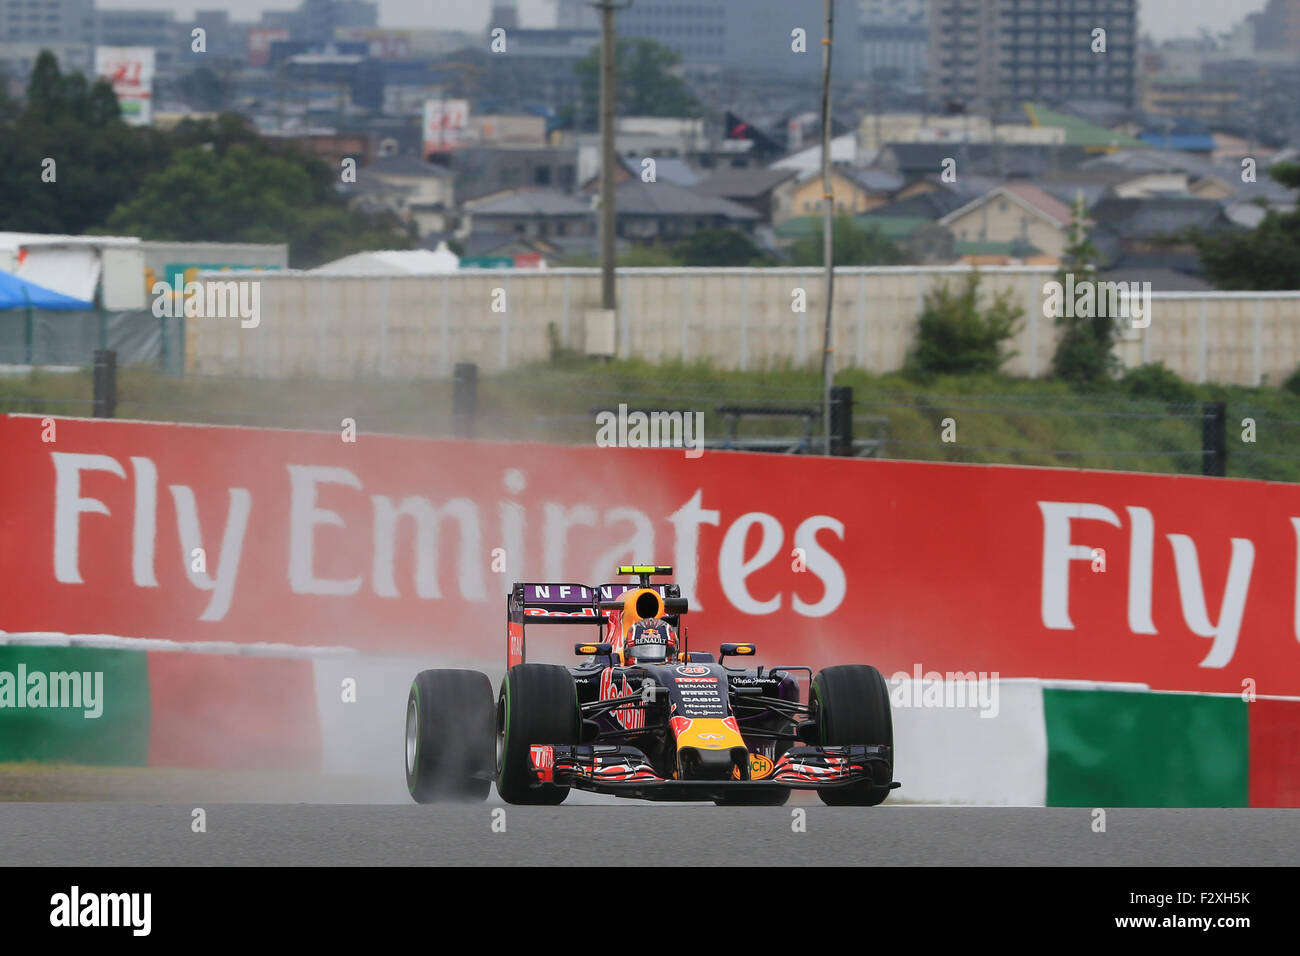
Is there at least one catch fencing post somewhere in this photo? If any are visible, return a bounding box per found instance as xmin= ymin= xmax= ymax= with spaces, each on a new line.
xmin=1202 ymin=401 xmax=1226 ymax=477
xmin=93 ymin=349 xmax=117 ymax=419
xmin=453 ymin=362 xmax=478 ymax=438
xmin=830 ymin=384 xmax=853 ymax=456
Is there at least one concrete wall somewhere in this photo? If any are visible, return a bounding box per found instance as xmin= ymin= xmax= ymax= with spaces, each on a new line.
xmin=184 ymin=266 xmax=1300 ymax=385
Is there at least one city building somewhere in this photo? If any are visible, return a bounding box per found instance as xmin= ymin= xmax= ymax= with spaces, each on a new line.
xmin=285 ymin=0 xmax=377 ymax=45
xmin=0 ymin=0 xmax=95 ymax=82
xmin=611 ymin=178 xmax=760 ymax=241
xmin=937 ymin=182 xmax=1076 ymax=259
xmin=556 ymin=0 xmax=600 ymax=30
xmin=614 ymin=0 xmax=861 ymax=81
xmin=860 ymin=0 xmax=927 ymax=84
xmin=96 ymin=9 xmax=179 ymax=75
xmin=779 ymin=167 xmax=902 ymax=222
xmin=927 ymin=0 xmax=1137 ymax=112
xmin=447 ymin=146 xmax=580 ymax=205
xmin=462 ymin=189 xmax=595 ymax=240
xmin=693 ymin=167 xmax=799 ymax=224
xmin=490 ymin=27 xmax=598 ymax=111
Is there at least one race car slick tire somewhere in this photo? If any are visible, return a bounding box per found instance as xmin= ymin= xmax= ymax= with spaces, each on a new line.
xmin=406 ymin=669 xmax=495 ymax=804
xmin=496 ymin=663 xmax=579 ymax=805
xmin=812 ymin=664 xmax=894 ymax=807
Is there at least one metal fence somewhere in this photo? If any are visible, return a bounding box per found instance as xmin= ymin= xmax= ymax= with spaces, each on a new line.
xmin=2 ymin=353 xmax=1272 ymax=481
xmin=0 ymin=310 xmax=185 ymax=374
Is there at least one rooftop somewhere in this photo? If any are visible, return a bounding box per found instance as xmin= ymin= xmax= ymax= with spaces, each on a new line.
xmin=615 ymin=180 xmax=760 ymax=220
xmin=466 ymin=189 xmax=593 ymax=217
xmin=694 ymin=167 xmax=798 ymax=199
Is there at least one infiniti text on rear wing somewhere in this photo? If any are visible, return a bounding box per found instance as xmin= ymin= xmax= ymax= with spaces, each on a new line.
xmin=506 ymin=581 xmax=674 ymax=667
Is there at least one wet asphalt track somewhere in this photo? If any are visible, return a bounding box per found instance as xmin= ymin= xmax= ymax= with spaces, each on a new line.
xmin=1 ymin=803 xmax=1296 ymax=866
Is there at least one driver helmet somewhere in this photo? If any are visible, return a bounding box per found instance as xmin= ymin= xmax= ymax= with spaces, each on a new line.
xmin=624 ymin=619 xmax=678 ymax=665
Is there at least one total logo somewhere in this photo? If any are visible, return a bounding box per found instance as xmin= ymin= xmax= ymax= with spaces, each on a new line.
xmin=676 ymin=665 xmax=710 ymax=676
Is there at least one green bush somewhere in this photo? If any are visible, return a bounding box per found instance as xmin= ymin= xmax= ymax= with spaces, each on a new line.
xmin=1051 ymin=313 xmax=1120 ymax=387
xmin=905 ymin=272 xmax=1021 ymax=377
xmin=1121 ymin=363 xmax=1196 ymax=404
xmin=1284 ymin=366 xmax=1300 ymax=396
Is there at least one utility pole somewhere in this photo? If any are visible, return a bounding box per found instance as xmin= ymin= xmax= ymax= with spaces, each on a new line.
xmin=820 ymin=0 xmax=835 ymax=455
xmin=592 ymin=0 xmax=631 ymax=312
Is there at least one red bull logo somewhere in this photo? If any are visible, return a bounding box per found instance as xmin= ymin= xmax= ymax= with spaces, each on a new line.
xmin=599 ymin=667 xmax=645 ymax=730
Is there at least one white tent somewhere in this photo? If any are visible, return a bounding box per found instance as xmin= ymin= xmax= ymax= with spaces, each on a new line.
xmin=310 ymin=244 xmax=460 ymax=276
xmin=0 ymin=233 xmax=144 ymax=309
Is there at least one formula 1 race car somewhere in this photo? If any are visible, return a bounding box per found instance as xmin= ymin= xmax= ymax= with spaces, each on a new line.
xmin=405 ymin=565 xmax=898 ymax=806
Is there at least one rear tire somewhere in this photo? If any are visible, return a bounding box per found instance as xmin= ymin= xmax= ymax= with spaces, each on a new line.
xmin=406 ymin=669 xmax=495 ymax=804
xmin=496 ymin=664 xmax=579 ymax=805
xmin=812 ymin=664 xmax=893 ymax=807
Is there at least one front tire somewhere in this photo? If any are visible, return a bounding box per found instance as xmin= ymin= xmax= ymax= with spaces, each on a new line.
xmin=496 ymin=664 xmax=579 ymax=805
xmin=812 ymin=664 xmax=894 ymax=807
xmin=406 ymin=669 xmax=495 ymax=803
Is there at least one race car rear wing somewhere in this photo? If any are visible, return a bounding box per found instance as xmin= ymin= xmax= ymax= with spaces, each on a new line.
xmin=506 ymin=579 xmax=682 ymax=668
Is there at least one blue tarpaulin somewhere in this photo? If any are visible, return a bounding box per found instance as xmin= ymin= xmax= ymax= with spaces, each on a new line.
xmin=0 ymin=269 xmax=93 ymax=310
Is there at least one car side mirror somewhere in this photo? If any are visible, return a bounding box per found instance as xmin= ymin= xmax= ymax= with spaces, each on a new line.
xmin=575 ymin=642 xmax=613 ymax=656
xmin=720 ymin=642 xmax=756 ymax=658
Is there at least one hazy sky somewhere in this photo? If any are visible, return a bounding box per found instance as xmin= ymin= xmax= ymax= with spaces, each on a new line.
xmin=95 ymin=0 xmax=1271 ymax=42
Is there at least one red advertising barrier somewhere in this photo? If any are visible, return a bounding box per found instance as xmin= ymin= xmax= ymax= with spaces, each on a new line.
xmin=3 ymin=414 xmax=1300 ymax=695
xmin=1249 ymin=698 xmax=1300 ymax=808
xmin=146 ymin=654 xmax=321 ymax=770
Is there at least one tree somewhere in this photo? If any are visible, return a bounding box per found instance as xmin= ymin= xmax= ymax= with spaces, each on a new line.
xmin=905 ymin=271 xmax=1021 ymax=377
xmin=574 ymin=38 xmax=700 ymax=131
xmin=0 ymin=52 xmax=407 ymax=264
xmin=1194 ymin=162 xmax=1300 ymax=290
xmin=788 ymin=215 xmax=910 ymax=266
xmin=24 ymin=50 xmax=66 ymax=123
xmin=103 ymin=144 xmax=408 ymax=267
xmin=675 ymin=228 xmax=766 ymax=266
xmin=1049 ymin=195 xmax=1117 ymax=387
xmin=0 ymin=51 xmax=167 ymax=233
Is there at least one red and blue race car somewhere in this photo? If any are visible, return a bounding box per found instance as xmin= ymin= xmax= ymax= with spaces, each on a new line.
xmin=405 ymin=565 xmax=897 ymax=806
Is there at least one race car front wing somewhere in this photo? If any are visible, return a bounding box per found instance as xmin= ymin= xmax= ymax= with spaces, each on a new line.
xmin=527 ymin=743 xmax=897 ymax=802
